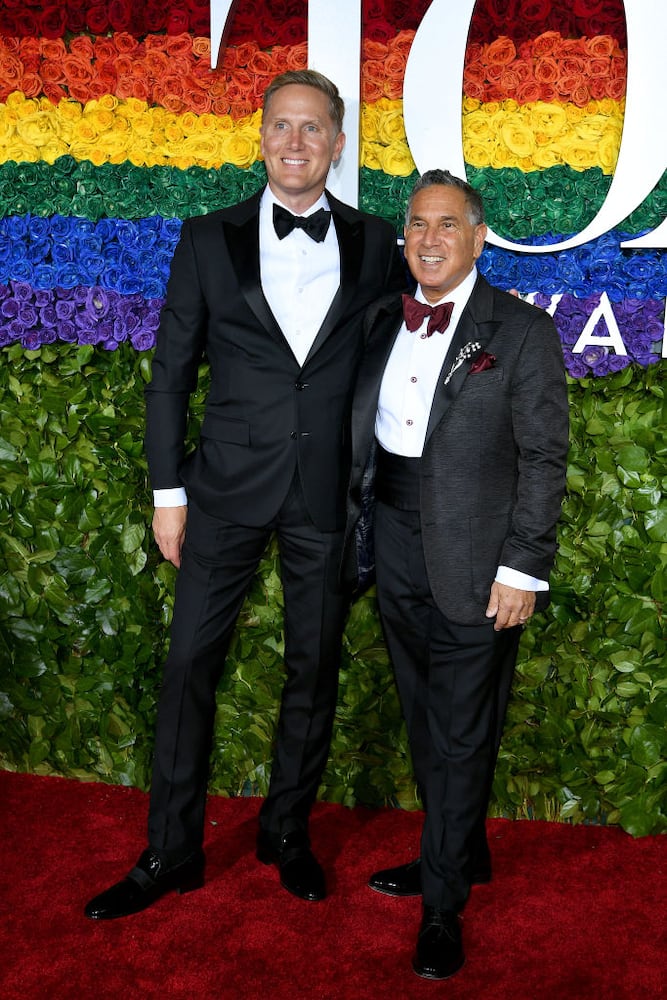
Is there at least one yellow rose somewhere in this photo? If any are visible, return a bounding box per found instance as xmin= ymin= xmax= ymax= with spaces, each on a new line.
xmin=462 ymin=138 xmax=491 ymax=168
xmin=597 ymin=132 xmax=620 ymax=173
xmin=527 ymin=102 xmax=567 ymax=137
xmin=462 ymin=97 xmax=481 ymax=114
xmin=380 ymin=140 xmax=415 ymax=177
xmin=532 ymin=146 xmax=563 ymax=169
xmin=2 ymin=141 xmax=39 ymax=163
xmin=559 ymin=136 xmax=598 ymax=170
xmin=222 ymin=131 xmax=259 ymax=169
xmin=15 ymin=112 xmax=55 ymax=148
xmin=462 ymin=108 xmax=500 ymax=145
xmin=500 ymin=121 xmax=536 ymax=159
xmin=361 ymin=105 xmax=380 ymax=143
xmin=360 ymin=140 xmax=383 ymax=171
xmin=376 ymin=106 xmax=406 ymax=145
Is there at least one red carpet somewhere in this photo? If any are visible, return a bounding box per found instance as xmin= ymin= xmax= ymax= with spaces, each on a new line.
xmin=1 ymin=771 xmax=665 ymax=999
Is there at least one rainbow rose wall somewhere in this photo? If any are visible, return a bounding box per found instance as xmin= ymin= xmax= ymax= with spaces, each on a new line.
xmin=0 ymin=1 xmax=665 ymax=835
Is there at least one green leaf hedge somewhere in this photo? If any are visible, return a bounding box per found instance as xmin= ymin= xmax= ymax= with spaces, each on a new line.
xmin=1 ymin=344 xmax=665 ymax=834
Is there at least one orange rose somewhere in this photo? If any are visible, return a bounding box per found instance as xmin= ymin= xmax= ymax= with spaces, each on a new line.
xmin=19 ymin=72 xmax=42 ymax=99
xmin=485 ymin=37 xmax=517 ymax=66
xmin=40 ymin=39 xmax=66 ymax=61
xmin=389 ymin=30 xmax=415 ymax=60
xmin=165 ymin=33 xmax=196 ymax=58
xmin=384 ymin=50 xmax=406 ymax=86
xmin=248 ymin=50 xmax=275 ymax=75
xmin=211 ymin=97 xmax=232 ymax=116
xmin=532 ymin=31 xmax=561 ymax=58
xmin=362 ymin=78 xmax=384 ymax=103
xmin=188 ymin=90 xmax=213 ymax=115
xmin=384 ymin=77 xmax=403 ymax=101
xmin=115 ymin=32 xmax=140 ymax=56
xmin=463 ymin=78 xmax=486 ymax=101
xmin=94 ymin=39 xmax=118 ymax=62
xmin=516 ymin=80 xmax=542 ymax=102
xmin=534 ymin=57 xmax=559 ymax=84
xmin=0 ymin=53 xmax=25 ymax=93
xmin=62 ymin=54 xmax=93 ymax=87
xmin=192 ymin=36 xmax=210 ymax=59
xmin=540 ymin=83 xmax=558 ymax=103
xmin=586 ymin=34 xmax=618 ymax=58
xmin=234 ymin=42 xmax=259 ymax=68
xmin=41 ymin=59 xmax=67 ymax=85
xmin=43 ymin=83 xmax=67 ymax=103
xmin=465 ymin=42 xmax=484 ymax=63
xmin=570 ymin=82 xmax=591 ymax=108
xmin=69 ymin=35 xmax=95 ymax=62
xmin=363 ymin=40 xmax=388 ymax=62
xmin=145 ymin=51 xmax=169 ymax=77
xmin=606 ymin=77 xmax=626 ymax=101
xmin=284 ymin=43 xmax=307 ymax=70
xmin=229 ymin=100 xmax=255 ymax=118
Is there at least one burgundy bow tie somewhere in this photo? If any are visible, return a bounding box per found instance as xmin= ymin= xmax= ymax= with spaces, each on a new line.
xmin=402 ymin=294 xmax=455 ymax=336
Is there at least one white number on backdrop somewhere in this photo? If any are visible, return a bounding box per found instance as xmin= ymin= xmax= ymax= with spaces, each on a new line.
xmin=403 ymin=0 xmax=666 ymax=251
xmin=210 ymin=1 xmax=666 ymax=250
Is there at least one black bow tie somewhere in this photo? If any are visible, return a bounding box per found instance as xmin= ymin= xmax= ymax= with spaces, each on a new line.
xmin=273 ymin=204 xmax=331 ymax=243
xmin=402 ymin=294 xmax=455 ymax=336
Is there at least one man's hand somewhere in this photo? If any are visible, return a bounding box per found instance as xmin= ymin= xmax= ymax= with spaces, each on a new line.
xmin=485 ymin=581 xmax=536 ymax=631
xmin=152 ymin=506 xmax=187 ymax=568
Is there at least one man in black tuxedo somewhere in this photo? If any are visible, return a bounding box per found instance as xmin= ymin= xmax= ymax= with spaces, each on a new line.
xmin=85 ymin=70 xmax=405 ymax=920
xmin=346 ymin=170 xmax=569 ymax=979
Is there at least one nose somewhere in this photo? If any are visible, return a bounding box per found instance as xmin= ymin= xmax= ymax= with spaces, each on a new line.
xmin=421 ymin=224 xmax=442 ymax=246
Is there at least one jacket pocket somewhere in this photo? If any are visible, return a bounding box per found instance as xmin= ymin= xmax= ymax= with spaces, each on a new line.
xmin=201 ymin=412 xmax=250 ymax=445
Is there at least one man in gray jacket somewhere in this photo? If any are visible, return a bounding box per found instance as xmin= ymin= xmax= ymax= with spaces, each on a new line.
xmin=346 ymin=169 xmax=569 ymax=980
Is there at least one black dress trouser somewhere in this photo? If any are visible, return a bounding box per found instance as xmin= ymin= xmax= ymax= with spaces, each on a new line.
xmin=147 ymin=474 xmax=348 ymax=857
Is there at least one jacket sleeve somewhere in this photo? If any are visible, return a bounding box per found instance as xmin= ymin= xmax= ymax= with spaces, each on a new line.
xmin=144 ymin=219 xmax=208 ymax=490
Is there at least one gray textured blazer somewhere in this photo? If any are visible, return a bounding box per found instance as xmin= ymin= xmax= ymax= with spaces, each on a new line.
xmin=346 ymin=274 xmax=570 ymax=624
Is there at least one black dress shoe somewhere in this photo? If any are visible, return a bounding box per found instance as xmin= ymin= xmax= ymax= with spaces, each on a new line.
xmin=369 ymin=858 xmax=422 ymax=896
xmin=84 ymin=847 xmax=205 ymax=920
xmin=369 ymin=856 xmax=492 ymax=896
xmin=256 ymin=829 xmax=326 ymax=901
xmin=412 ymin=905 xmax=465 ymax=980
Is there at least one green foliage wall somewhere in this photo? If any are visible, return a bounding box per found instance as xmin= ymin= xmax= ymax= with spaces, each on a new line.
xmin=0 ymin=343 xmax=665 ymax=834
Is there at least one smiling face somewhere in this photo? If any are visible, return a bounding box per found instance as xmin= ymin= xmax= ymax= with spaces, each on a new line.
xmin=260 ymin=84 xmax=346 ymax=214
xmin=404 ymin=185 xmax=487 ymax=302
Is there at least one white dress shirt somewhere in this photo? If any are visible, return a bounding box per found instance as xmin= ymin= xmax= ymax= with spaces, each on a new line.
xmin=376 ymin=266 xmax=547 ymax=593
xmin=154 ymin=188 xmax=341 ymax=510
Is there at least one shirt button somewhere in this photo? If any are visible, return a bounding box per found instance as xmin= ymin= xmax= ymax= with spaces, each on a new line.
xmin=410 ymin=376 xmax=418 ymax=383
xmin=406 ymin=419 xmax=413 ymax=426
xmin=290 ymin=431 xmax=297 ymax=439
xmin=420 ymin=333 xmax=427 ymax=339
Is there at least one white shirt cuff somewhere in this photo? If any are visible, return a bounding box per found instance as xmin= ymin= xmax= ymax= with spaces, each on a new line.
xmin=495 ymin=565 xmax=549 ymax=592
xmin=153 ymin=487 xmax=188 ymax=507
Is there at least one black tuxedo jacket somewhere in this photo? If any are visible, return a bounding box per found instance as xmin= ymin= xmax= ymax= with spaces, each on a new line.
xmin=145 ymin=189 xmax=406 ymax=532
xmin=347 ymin=275 xmax=570 ymax=623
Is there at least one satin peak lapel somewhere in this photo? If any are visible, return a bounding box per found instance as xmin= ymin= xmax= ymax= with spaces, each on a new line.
xmin=305 ymin=208 xmax=364 ymax=363
xmin=222 ymin=213 xmax=286 ymax=347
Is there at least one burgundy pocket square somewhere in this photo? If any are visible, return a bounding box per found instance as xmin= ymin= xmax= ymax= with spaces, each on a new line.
xmin=469 ymin=351 xmax=496 ymax=374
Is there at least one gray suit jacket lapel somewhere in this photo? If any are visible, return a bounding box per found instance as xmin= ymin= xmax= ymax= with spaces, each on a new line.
xmin=424 ymin=276 xmax=501 ymax=444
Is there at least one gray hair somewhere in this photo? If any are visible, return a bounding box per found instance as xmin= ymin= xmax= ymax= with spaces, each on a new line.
xmin=405 ymin=169 xmax=485 ymax=227
xmin=263 ymin=70 xmax=345 ymax=134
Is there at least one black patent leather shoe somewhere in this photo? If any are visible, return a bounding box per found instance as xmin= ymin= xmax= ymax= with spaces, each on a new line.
xmin=256 ymin=829 xmax=326 ymax=901
xmin=412 ymin=906 xmax=465 ymax=980
xmin=369 ymin=855 xmax=492 ymax=896
xmin=369 ymin=858 xmax=422 ymax=896
xmin=84 ymin=847 xmax=205 ymax=920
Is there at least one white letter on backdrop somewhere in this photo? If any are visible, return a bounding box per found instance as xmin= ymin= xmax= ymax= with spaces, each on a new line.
xmin=308 ymin=0 xmax=362 ymax=206
xmin=571 ymin=294 xmax=628 ymax=356
xmin=403 ymin=0 xmax=666 ymax=252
